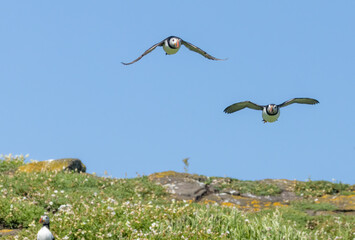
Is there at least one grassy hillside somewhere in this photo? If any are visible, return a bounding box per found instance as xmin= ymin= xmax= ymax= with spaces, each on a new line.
xmin=0 ymin=155 xmax=354 ymax=239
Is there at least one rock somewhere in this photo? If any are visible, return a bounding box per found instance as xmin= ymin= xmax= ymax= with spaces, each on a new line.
xmin=0 ymin=229 xmax=21 ymax=237
xmin=149 ymin=171 xmax=291 ymax=211
xmin=304 ymin=195 xmax=355 ymax=216
xmin=17 ymin=158 xmax=86 ymax=173
xmin=149 ymin=171 xmax=210 ymax=201
xmin=317 ymin=194 xmax=355 ymax=211
xmin=149 ymin=171 xmax=355 ymax=214
xmin=221 ymin=189 xmax=240 ymax=196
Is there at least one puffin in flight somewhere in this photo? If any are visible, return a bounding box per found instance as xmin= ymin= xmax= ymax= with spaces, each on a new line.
xmin=122 ymin=36 xmax=226 ymax=65
xmin=224 ymin=98 xmax=319 ymax=123
xmin=37 ymin=215 xmax=55 ymax=240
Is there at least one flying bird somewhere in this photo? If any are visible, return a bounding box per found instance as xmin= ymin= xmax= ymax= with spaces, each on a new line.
xmin=37 ymin=215 xmax=55 ymax=240
xmin=122 ymin=36 xmax=226 ymax=65
xmin=224 ymin=98 xmax=319 ymax=123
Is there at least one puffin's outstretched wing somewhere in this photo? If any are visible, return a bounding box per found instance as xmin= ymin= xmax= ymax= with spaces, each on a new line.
xmin=181 ymin=40 xmax=226 ymax=61
xmin=278 ymin=98 xmax=319 ymax=108
xmin=224 ymin=101 xmax=264 ymax=114
xmin=122 ymin=40 xmax=165 ymax=65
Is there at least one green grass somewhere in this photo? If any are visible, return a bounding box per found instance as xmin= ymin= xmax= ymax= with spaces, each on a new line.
xmin=206 ymin=177 xmax=282 ymax=196
xmin=291 ymin=200 xmax=338 ymax=212
xmin=0 ymin=155 xmax=354 ymax=239
xmin=0 ymin=154 xmax=26 ymax=173
xmin=295 ymin=180 xmax=353 ymax=197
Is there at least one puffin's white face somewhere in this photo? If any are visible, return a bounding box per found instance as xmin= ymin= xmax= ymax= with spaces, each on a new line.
xmin=266 ymin=104 xmax=278 ymax=115
xmin=169 ymin=37 xmax=181 ymax=49
xmin=39 ymin=215 xmax=50 ymax=224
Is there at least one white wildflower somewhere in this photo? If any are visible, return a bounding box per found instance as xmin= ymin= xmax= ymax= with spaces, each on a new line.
xmin=58 ymin=204 xmax=72 ymax=212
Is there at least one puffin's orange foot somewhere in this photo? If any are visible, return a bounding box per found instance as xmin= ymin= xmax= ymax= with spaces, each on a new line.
xmin=262 ymin=120 xmax=267 ymax=123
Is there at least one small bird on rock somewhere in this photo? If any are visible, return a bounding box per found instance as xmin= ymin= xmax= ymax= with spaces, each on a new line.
xmin=37 ymin=215 xmax=55 ymax=240
xmin=122 ymin=36 xmax=226 ymax=65
xmin=224 ymin=98 xmax=319 ymax=123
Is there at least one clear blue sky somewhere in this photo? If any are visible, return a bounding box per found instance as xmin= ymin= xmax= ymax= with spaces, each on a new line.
xmin=1 ymin=1 xmax=354 ymax=183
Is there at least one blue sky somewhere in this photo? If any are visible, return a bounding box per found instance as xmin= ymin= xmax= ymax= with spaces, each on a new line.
xmin=1 ymin=1 xmax=354 ymax=183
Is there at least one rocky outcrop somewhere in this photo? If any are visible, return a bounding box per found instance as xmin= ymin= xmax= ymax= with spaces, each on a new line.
xmin=149 ymin=171 xmax=293 ymax=211
xmin=316 ymin=194 xmax=355 ymax=211
xmin=149 ymin=171 xmax=355 ymax=214
xmin=17 ymin=158 xmax=86 ymax=173
xmin=149 ymin=171 xmax=215 ymax=201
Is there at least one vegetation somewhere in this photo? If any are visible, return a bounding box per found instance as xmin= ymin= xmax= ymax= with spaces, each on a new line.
xmin=295 ymin=180 xmax=353 ymax=197
xmin=182 ymin=158 xmax=189 ymax=173
xmin=206 ymin=177 xmax=282 ymax=196
xmin=0 ymin=154 xmax=26 ymax=173
xmin=291 ymin=200 xmax=338 ymax=212
xmin=0 ymin=155 xmax=354 ymax=239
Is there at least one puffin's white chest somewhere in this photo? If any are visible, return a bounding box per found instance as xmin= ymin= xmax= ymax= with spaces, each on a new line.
xmin=163 ymin=40 xmax=180 ymax=55
xmin=37 ymin=227 xmax=54 ymax=240
xmin=262 ymin=108 xmax=280 ymax=122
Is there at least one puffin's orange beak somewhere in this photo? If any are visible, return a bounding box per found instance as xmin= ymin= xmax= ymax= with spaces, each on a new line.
xmin=269 ymin=106 xmax=273 ymax=113
xmin=39 ymin=217 xmax=43 ymax=223
xmin=176 ymin=40 xmax=180 ymax=48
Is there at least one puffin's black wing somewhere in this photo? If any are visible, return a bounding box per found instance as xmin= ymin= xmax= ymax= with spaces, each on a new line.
xmin=181 ymin=40 xmax=226 ymax=61
xmin=224 ymin=101 xmax=264 ymax=114
xmin=122 ymin=40 xmax=165 ymax=65
xmin=278 ymin=98 xmax=319 ymax=108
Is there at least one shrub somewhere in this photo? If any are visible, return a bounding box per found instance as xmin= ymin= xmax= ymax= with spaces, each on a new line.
xmin=295 ymin=180 xmax=352 ymax=197
xmin=0 ymin=154 xmax=26 ymax=173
